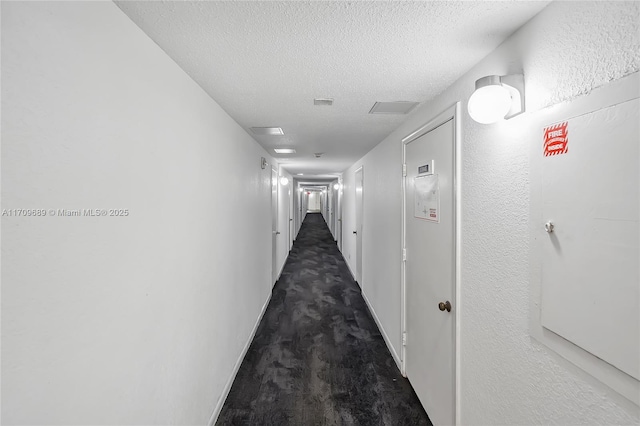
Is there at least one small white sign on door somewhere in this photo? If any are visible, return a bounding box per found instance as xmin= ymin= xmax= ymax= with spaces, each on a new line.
xmin=414 ymin=174 xmax=439 ymax=222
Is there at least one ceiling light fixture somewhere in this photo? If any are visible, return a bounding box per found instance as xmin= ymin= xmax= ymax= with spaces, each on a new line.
xmin=467 ymin=74 xmax=525 ymax=124
xmin=251 ymin=127 xmax=284 ymax=135
xmin=274 ymin=148 xmax=296 ymax=154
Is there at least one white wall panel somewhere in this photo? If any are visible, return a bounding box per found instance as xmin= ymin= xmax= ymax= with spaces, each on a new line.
xmin=540 ymin=100 xmax=639 ymax=381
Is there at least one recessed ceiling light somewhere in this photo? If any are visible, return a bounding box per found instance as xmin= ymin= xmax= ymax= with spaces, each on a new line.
xmin=314 ymin=98 xmax=334 ymax=106
xmin=297 ymin=173 xmax=304 ymax=176
xmin=274 ymin=148 xmax=296 ymax=154
xmin=369 ymin=101 xmax=419 ymax=114
xmin=251 ymin=127 xmax=284 ymax=135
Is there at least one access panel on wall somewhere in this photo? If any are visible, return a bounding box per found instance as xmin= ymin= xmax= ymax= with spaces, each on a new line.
xmin=540 ymin=98 xmax=639 ymax=381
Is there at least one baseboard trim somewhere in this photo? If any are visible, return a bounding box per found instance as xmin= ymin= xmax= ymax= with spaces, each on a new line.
xmin=207 ymin=292 xmax=272 ymax=426
xmin=274 ymin=250 xmax=291 ymax=286
xmin=361 ymin=290 xmax=402 ymax=371
xmin=344 ymin=259 xmax=357 ymax=282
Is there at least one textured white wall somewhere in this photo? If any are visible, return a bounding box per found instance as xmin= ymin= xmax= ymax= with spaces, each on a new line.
xmin=341 ymin=1 xmax=640 ymax=424
xmin=343 ymin=140 xmax=403 ymax=359
xmin=1 ymin=2 xmax=273 ymax=424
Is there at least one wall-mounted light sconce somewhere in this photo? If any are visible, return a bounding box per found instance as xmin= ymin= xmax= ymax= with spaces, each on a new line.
xmin=298 ymin=187 xmax=304 ymax=192
xmin=467 ymin=74 xmax=524 ymax=124
xmin=279 ymin=176 xmax=289 ymax=185
xmin=333 ymin=183 xmax=340 ymax=190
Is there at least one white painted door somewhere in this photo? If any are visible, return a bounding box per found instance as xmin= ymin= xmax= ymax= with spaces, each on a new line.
xmin=405 ymin=119 xmax=455 ymax=425
xmin=329 ymin=187 xmax=334 ymax=237
xmin=331 ymin=181 xmax=340 ymax=242
xmin=355 ymin=167 xmax=364 ymax=285
xmin=289 ymin=183 xmax=294 ymax=249
xmin=271 ymin=167 xmax=278 ymax=286
xmin=337 ymin=183 xmax=343 ymax=250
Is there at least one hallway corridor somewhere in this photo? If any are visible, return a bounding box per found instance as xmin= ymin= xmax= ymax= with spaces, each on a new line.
xmin=217 ymin=213 xmax=430 ymax=425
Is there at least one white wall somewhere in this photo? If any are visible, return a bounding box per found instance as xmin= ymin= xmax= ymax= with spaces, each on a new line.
xmin=1 ymin=2 xmax=273 ymax=425
xmin=341 ymin=1 xmax=640 ymax=424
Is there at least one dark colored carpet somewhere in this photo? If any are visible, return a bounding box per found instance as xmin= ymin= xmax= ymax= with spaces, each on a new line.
xmin=217 ymin=213 xmax=431 ymax=425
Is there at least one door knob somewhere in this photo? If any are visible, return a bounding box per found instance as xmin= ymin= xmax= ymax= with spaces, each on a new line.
xmin=276 ymin=231 xmax=281 ymax=235
xmin=353 ymin=231 xmax=357 ymax=235
xmin=438 ymin=301 xmax=452 ymax=312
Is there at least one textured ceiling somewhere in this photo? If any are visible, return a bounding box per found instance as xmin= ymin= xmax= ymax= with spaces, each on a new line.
xmin=116 ymin=1 xmax=549 ymax=178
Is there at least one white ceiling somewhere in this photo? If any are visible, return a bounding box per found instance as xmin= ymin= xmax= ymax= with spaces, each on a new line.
xmin=116 ymin=0 xmax=549 ymax=179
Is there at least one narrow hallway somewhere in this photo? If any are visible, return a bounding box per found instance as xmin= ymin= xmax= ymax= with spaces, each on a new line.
xmin=217 ymin=213 xmax=430 ymax=425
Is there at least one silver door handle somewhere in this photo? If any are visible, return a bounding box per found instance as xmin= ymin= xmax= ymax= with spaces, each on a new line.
xmin=276 ymin=231 xmax=281 ymax=235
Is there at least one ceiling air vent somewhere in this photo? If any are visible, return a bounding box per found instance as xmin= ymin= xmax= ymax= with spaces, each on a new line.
xmin=314 ymin=98 xmax=334 ymax=106
xmin=250 ymin=127 xmax=284 ymax=135
xmin=369 ymin=101 xmax=419 ymax=114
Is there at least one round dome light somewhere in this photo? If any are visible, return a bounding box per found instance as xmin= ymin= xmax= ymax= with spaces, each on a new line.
xmin=468 ymin=84 xmax=512 ymax=124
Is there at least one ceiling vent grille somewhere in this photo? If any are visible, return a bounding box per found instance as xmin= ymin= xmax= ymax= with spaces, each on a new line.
xmin=250 ymin=127 xmax=284 ymax=135
xmin=314 ymin=98 xmax=334 ymax=106
xmin=369 ymin=101 xmax=419 ymax=114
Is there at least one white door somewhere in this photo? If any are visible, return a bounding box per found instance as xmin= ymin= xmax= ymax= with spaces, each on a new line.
xmin=404 ymin=118 xmax=456 ymax=425
xmin=277 ymin=176 xmax=290 ymax=272
xmin=355 ymin=167 xmax=364 ymax=285
xmin=271 ymin=167 xmax=278 ymax=286
xmin=338 ymin=198 xmax=343 ymax=249
xmin=329 ymin=187 xmax=334 ymax=237
xmin=289 ymin=183 xmax=294 ymax=249
xmin=338 ymin=182 xmax=343 ymax=250
xmin=333 ymin=184 xmax=339 ymax=241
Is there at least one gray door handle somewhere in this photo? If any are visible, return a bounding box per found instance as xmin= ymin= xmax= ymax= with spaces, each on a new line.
xmin=353 ymin=231 xmax=357 ymax=235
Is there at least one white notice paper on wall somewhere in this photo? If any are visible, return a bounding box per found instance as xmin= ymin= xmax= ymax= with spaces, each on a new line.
xmin=414 ymin=174 xmax=439 ymax=222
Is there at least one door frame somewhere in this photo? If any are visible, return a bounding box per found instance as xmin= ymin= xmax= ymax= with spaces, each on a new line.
xmin=401 ymin=102 xmax=462 ymax=424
